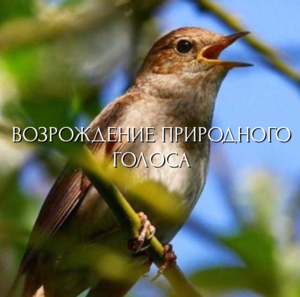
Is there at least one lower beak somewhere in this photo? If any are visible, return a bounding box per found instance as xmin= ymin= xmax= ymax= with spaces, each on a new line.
xmin=197 ymin=31 xmax=253 ymax=69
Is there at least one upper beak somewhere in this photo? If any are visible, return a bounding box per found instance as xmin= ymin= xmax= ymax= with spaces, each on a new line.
xmin=197 ymin=31 xmax=253 ymax=69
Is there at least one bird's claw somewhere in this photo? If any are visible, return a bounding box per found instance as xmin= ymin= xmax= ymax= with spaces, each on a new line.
xmin=151 ymin=244 xmax=177 ymax=282
xmin=128 ymin=212 xmax=156 ymax=254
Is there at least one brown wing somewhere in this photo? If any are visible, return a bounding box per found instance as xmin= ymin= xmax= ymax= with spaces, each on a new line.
xmin=20 ymin=166 xmax=91 ymax=272
xmin=7 ymin=166 xmax=92 ymax=297
xmin=9 ymin=93 xmax=139 ymax=296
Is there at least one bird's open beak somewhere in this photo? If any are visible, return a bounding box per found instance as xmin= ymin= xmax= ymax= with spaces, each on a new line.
xmin=197 ymin=31 xmax=253 ymax=69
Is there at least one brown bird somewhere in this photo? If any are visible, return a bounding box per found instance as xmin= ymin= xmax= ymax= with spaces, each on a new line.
xmin=8 ymin=27 xmax=251 ymax=297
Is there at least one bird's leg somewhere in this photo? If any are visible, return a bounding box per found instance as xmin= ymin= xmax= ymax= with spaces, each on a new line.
xmin=137 ymin=212 xmax=156 ymax=250
xmin=152 ymin=244 xmax=177 ymax=281
xmin=128 ymin=212 xmax=156 ymax=254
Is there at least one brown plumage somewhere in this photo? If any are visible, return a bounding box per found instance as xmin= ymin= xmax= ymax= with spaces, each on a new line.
xmin=8 ymin=27 xmax=251 ymax=297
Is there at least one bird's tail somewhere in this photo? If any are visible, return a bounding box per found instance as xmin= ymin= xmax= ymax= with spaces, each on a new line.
xmin=6 ymin=274 xmax=21 ymax=297
xmin=7 ymin=268 xmax=42 ymax=297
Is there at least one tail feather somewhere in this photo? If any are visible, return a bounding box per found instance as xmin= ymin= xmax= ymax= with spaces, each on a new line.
xmin=7 ymin=267 xmax=42 ymax=297
xmin=8 ymin=257 xmax=152 ymax=297
xmin=6 ymin=274 xmax=22 ymax=297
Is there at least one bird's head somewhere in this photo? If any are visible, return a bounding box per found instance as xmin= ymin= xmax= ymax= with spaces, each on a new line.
xmin=134 ymin=27 xmax=252 ymax=100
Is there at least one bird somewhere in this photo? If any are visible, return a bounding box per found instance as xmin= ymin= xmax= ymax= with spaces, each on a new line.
xmin=8 ymin=27 xmax=251 ymax=297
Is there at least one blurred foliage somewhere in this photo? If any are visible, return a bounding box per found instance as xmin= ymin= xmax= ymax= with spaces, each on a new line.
xmin=0 ymin=0 xmax=299 ymax=297
xmin=0 ymin=0 xmax=35 ymax=23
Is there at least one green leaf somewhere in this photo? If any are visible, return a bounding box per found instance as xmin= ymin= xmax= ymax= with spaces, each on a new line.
xmin=192 ymin=224 xmax=281 ymax=297
xmin=190 ymin=267 xmax=255 ymax=293
xmin=219 ymin=224 xmax=277 ymax=272
xmin=190 ymin=265 xmax=279 ymax=297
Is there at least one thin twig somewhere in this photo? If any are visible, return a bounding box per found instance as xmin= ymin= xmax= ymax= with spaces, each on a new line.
xmin=194 ymin=0 xmax=300 ymax=89
xmin=0 ymin=123 xmax=11 ymax=137
xmin=73 ymin=147 xmax=203 ymax=297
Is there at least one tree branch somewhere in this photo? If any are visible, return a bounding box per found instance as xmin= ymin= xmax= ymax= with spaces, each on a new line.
xmin=0 ymin=0 xmax=166 ymax=53
xmin=0 ymin=0 xmax=299 ymax=91
xmin=72 ymin=146 xmax=202 ymax=297
xmin=0 ymin=2 xmax=115 ymax=52
xmin=194 ymin=0 xmax=300 ymax=89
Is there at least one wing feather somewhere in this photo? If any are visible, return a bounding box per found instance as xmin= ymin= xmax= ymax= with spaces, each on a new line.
xmin=8 ymin=93 xmax=139 ymax=296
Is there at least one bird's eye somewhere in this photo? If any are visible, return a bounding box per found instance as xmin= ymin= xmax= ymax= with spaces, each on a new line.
xmin=176 ymin=40 xmax=193 ymax=54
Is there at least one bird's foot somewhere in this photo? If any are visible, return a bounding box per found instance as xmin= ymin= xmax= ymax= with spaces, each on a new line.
xmin=128 ymin=212 xmax=156 ymax=254
xmin=152 ymin=244 xmax=177 ymax=281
